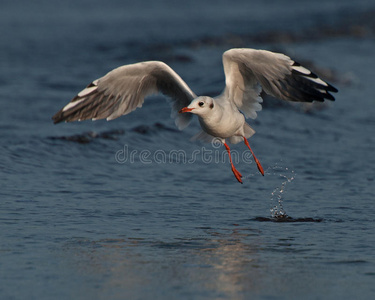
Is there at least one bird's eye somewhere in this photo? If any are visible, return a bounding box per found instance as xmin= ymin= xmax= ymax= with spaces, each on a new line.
xmin=199 ymin=102 xmax=204 ymax=107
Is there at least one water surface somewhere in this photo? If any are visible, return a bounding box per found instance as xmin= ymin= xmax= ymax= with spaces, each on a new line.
xmin=1 ymin=0 xmax=375 ymax=299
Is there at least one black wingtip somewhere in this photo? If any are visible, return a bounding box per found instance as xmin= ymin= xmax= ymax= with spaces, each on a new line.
xmin=52 ymin=115 xmax=59 ymax=124
xmin=52 ymin=109 xmax=70 ymax=124
xmin=325 ymin=92 xmax=336 ymax=101
xmin=327 ymin=84 xmax=338 ymax=94
xmin=291 ymin=61 xmax=338 ymax=102
xmin=52 ymin=112 xmax=62 ymax=124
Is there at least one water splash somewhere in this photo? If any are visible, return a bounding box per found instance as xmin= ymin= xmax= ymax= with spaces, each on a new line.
xmin=269 ymin=164 xmax=296 ymax=219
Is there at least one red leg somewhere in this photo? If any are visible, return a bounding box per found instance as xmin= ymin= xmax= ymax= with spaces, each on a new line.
xmin=224 ymin=142 xmax=243 ymax=184
xmin=243 ymin=137 xmax=264 ymax=176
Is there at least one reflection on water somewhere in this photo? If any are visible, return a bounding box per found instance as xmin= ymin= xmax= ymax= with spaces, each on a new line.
xmin=195 ymin=228 xmax=263 ymax=299
xmin=63 ymin=228 xmax=265 ymax=299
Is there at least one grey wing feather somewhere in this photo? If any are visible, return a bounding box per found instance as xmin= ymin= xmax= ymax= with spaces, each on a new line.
xmin=222 ymin=48 xmax=338 ymax=119
xmin=52 ymin=61 xmax=197 ymax=130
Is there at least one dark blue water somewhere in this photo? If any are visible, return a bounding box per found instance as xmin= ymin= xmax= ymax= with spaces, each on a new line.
xmin=1 ymin=0 xmax=375 ymax=299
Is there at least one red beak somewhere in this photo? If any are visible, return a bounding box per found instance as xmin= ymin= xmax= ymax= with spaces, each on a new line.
xmin=179 ymin=107 xmax=195 ymax=113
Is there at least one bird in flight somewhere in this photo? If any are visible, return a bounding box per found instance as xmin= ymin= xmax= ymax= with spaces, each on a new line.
xmin=52 ymin=48 xmax=337 ymax=183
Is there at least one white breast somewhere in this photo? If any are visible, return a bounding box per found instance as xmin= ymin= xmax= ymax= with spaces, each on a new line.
xmin=198 ymin=102 xmax=245 ymax=139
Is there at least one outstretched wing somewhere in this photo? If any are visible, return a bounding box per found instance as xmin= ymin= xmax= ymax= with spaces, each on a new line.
xmin=52 ymin=61 xmax=197 ymax=130
xmin=221 ymin=48 xmax=338 ymax=119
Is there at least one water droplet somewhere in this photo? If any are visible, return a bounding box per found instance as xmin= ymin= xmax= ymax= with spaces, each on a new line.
xmin=269 ymin=164 xmax=296 ymax=218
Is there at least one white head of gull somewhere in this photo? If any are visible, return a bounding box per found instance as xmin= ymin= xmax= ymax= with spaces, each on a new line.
xmin=53 ymin=48 xmax=337 ymax=183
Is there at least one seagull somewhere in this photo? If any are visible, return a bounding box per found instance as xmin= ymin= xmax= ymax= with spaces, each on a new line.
xmin=52 ymin=48 xmax=337 ymax=183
